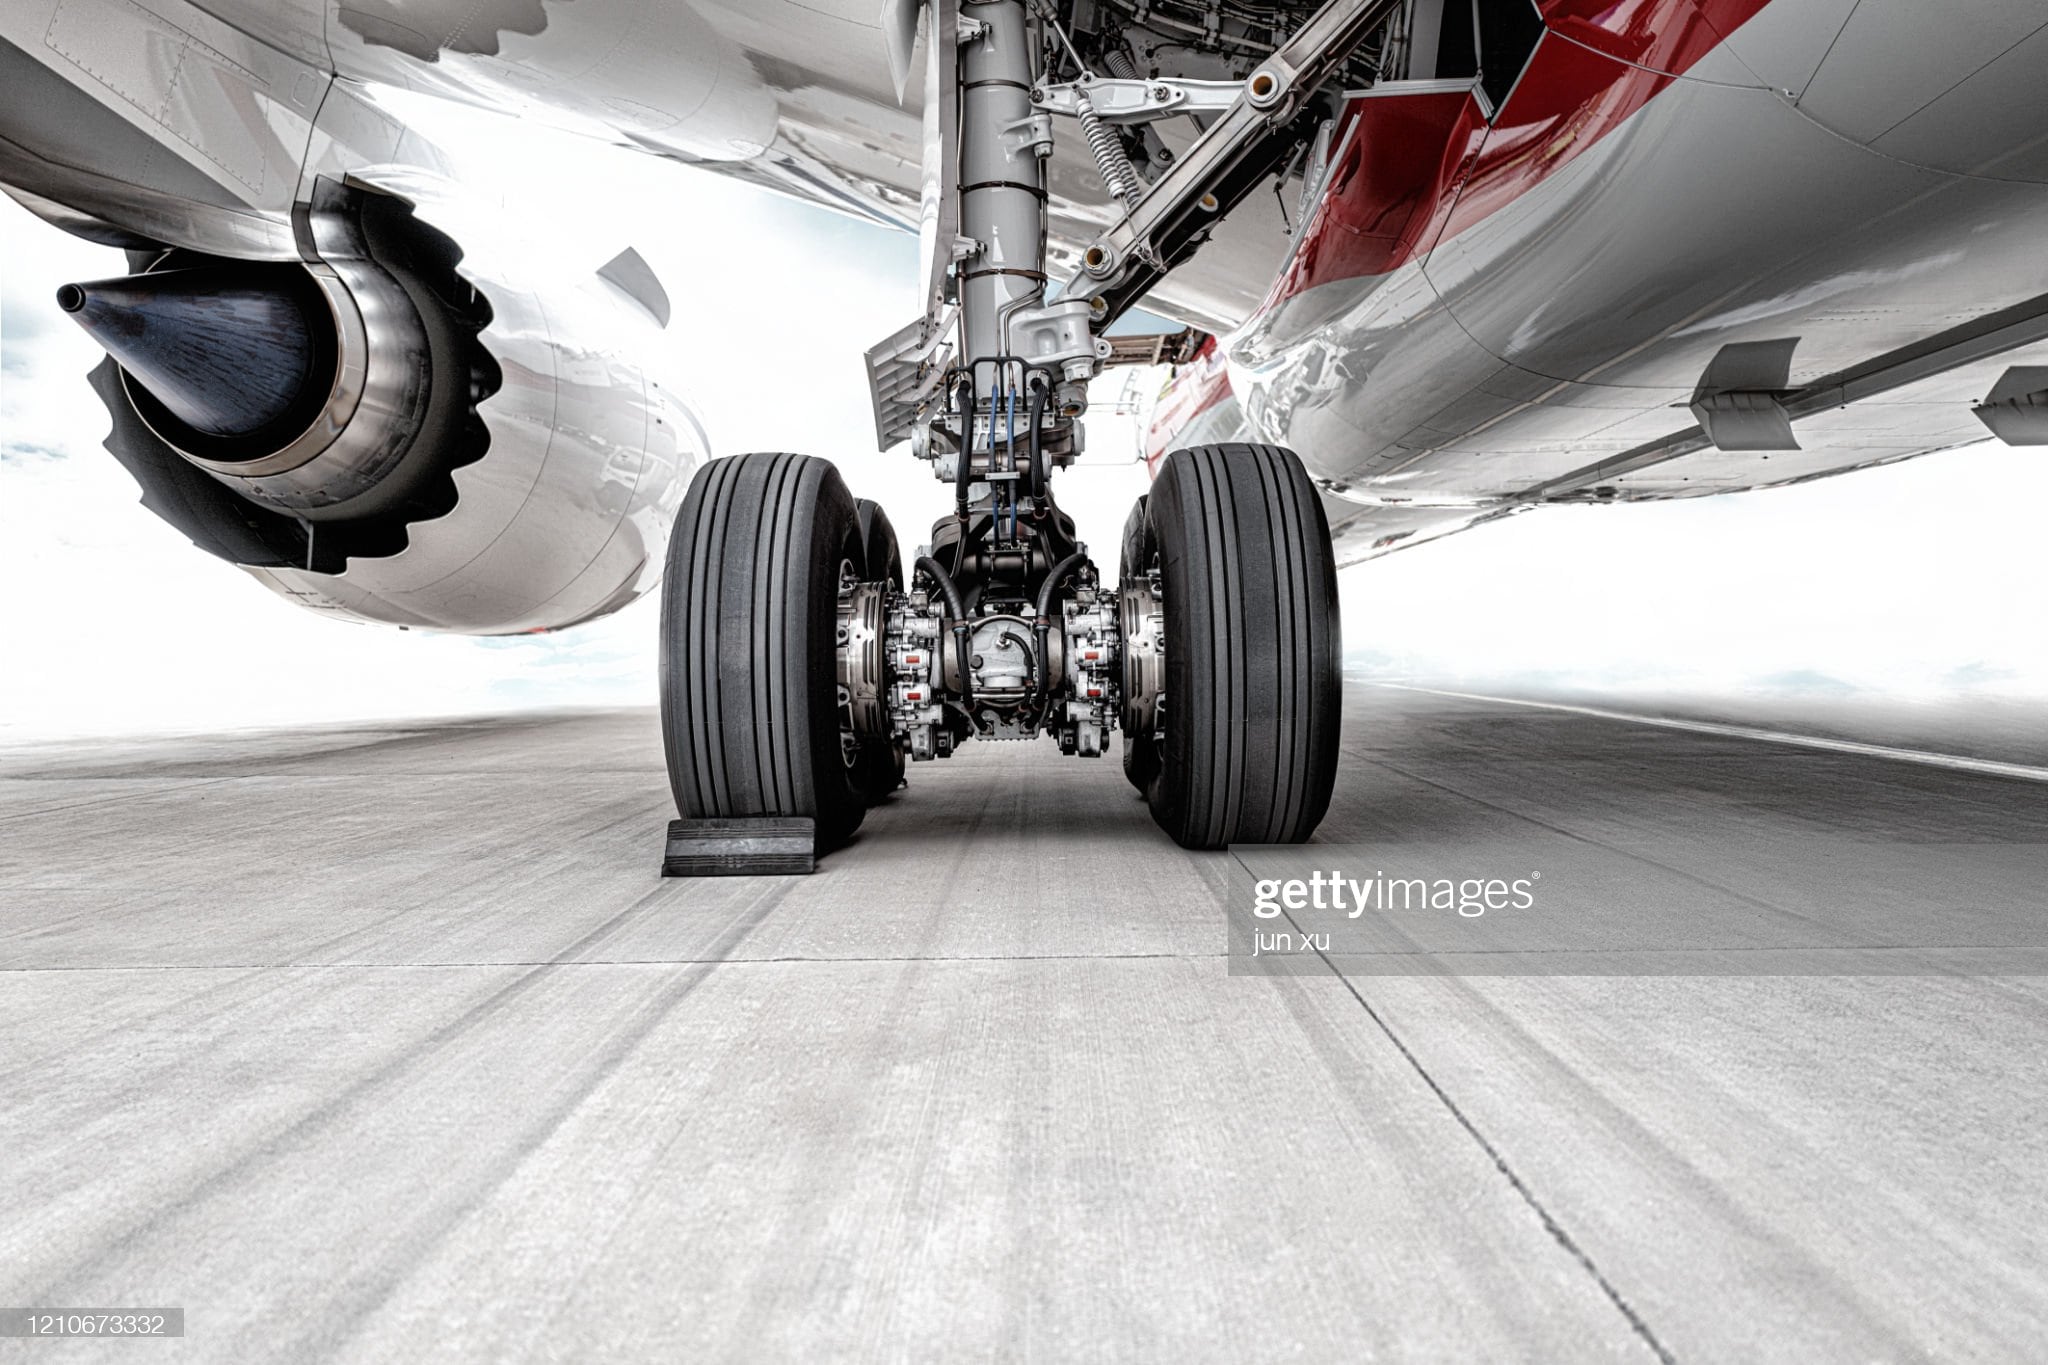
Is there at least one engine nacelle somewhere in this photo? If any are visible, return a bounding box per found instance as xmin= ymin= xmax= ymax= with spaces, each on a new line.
xmin=70 ymin=176 xmax=701 ymax=634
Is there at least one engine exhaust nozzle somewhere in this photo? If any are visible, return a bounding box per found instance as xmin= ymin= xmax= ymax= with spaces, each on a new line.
xmin=57 ymin=264 xmax=333 ymax=446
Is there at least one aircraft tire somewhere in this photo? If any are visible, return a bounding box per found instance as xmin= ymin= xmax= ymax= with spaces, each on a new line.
xmin=660 ymin=452 xmax=867 ymax=850
xmin=1142 ymin=444 xmax=1341 ymax=848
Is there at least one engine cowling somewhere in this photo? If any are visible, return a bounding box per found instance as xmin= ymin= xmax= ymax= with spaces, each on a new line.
xmin=68 ymin=175 xmax=701 ymax=634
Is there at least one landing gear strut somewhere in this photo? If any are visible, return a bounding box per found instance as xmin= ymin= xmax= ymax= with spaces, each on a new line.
xmin=662 ymin=0 xmax=1382 ymax=863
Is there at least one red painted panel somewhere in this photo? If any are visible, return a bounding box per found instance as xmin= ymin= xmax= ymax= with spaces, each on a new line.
xmin=1539 ymin=0 xmax=1751 ymax=75
xmin=1265 ymin=90 xmax=1488 ymax=311
xmin=1440 ymin=29 xmax=1665 ymax=240
xmin=1268 ymin=0 xmax=1775 ymax=304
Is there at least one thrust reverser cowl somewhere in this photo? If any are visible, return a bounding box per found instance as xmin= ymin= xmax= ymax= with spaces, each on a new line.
xmin=58 ymin=265 xmax=330 ymax=446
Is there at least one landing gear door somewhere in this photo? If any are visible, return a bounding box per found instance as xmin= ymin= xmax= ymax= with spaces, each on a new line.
xmin=916 ymin=0 xmax=961 ymax=323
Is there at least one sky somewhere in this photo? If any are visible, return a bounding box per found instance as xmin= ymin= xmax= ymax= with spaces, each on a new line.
xmin=4 ymin=95 xmax=2048 ymax=740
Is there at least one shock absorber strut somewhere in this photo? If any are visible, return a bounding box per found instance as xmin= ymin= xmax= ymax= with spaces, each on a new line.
xmin=957 ymin=0 xmax=1048 ymax=393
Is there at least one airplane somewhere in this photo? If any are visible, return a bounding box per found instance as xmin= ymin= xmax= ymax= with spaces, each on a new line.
xmin=3 ymin=0 xmax=2044 ymax=856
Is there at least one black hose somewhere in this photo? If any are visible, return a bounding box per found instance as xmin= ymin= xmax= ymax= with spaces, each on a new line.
xmin=916 ymin=554 xmax=976 ymax=715
xmin=996 ymin=629 xmax=1036 ymax=690
xmin=1036 ymin=552 xmax=1086 ymax=623
xmin=918 ymin=554 xmax=969 ymax=622
xmin=952 ymin=375 xmax=976 ymax=521
xmin=1033 ymin=551 xmax=1088 ymax=723
xmin=1026 ymin=381 xmax=1049 ymax=502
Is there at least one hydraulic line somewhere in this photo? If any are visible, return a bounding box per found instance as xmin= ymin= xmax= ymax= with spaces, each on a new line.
xmin=917 ymin=553 xmax=970 ymax=625
xmin=1035 ymin=553 xmax=1086 ymax=629
xmin=951 ymin=374 xmax=976 ymax=521
xmin=995 ymin=378 xmax=1011 ymax=544
xmin=1032 ymin=551 xmax=1088 ymax=720
xmin=1025 ymin=381 xmax=1049 ymax=501
xmin=997 ymin=628 xmax=1037 ymax=691
xmin=1004 ymin=376 xmax=1020 ymax=541
xmin=917 ymin=554 xmax=977 ymax=715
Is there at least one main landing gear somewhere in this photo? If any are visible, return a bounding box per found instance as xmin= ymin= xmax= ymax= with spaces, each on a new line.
xmin=659 ymin=441 xmax=1339 ymax=856
xmin=661 ymin=0 xmax=1381 ymax=864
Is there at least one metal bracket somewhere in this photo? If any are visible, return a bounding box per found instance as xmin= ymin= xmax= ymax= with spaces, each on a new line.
xmin=1032 ymin=75 xmax=1242 ymax=124
xmin=1005 ymin=296 xmax=1098 ymax=380
xmin=1001 ymin=111 xmax=1056 ymax=160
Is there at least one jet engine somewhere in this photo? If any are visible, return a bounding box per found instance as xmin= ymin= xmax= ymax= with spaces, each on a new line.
xmin=64 ymin=176 xmax=701 ymax=634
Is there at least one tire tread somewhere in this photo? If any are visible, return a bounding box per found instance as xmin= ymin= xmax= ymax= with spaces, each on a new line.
xmin=661 ymin=452 xmax=864 ymax=849
xmin=1144 ymin=443 xmax=1339 ymax=848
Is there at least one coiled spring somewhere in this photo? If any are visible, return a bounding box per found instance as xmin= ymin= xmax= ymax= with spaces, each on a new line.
xmin=1077 ymin=91 xmax=1144 ymax=208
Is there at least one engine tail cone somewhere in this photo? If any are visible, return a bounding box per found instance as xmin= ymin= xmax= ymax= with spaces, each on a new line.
xmin=58 ymin=264 xmax=329 ymax=443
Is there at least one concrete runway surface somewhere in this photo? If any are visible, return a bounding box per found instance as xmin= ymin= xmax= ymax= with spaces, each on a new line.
xmin=2 ymin=684 xmax=2046 ymax=1362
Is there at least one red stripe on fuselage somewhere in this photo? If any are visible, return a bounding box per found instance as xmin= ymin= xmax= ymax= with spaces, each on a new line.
xmin=1266 ymin=0 xmax=1773 ymax=309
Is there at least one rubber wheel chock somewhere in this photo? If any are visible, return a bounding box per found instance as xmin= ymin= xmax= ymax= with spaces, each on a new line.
xmin=661 ymin=817 xmax=816 ymax=876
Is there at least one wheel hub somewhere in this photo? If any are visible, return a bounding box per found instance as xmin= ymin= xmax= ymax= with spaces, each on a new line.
xmin=836 ymin=574 xmax=889 ymax=742
xmin=1119 ymin=567 xmax=1165 ymax=742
